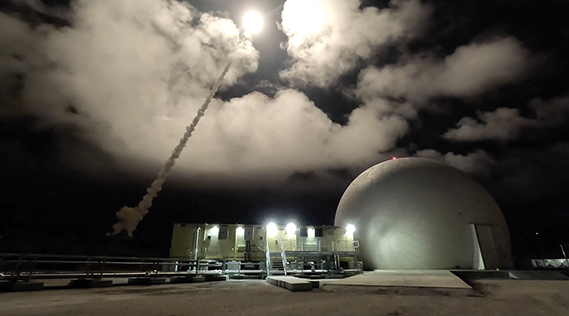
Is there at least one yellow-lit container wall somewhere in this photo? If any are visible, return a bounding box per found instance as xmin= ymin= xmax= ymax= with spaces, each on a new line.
xmin=322 ymin=227 xmax=355 ymax=251
xmin=171 ymin=223 xmax=355 ymax=260
xmin=235 ymin=225 xmax=245 ymax=260
xmin=265 ymin=227 xmax=298 ymax=252
xmin=202 ymin=224 xmax=238 ymax=260
xmin=267 ymin=228 xmax=284 ymax=252
xmin=250 ymin=226 xmax=267 ymax=261
xmin=170 ymin=224 xmax=197 ymax=258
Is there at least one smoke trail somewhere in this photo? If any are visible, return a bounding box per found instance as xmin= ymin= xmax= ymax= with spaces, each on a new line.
xmin=113 ymin=63 xmax=232 ymax=237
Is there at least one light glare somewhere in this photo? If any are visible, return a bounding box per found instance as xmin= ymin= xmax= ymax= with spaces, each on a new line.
xmin=286 ymin=223 xmax=297 ymax=236
xmin=281 ymin=1 xmax=325 ymax=46
xmin=346 ymin=224 xmax=355 ymax=237
xmin=211 ymin=226 xmax=219 ymax=235
xmin=243 ymin=11 xmax=263 ymax=34
xmin=236 ymin=226 xmax=244 ymax=235
xmin=267 ymin=222 xmax=278 ymax=237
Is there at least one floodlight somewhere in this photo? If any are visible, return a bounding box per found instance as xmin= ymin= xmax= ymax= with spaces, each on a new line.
xmin=346 ymin=224 xmax=355 ymax=237
xmin=267 ymin=222 xmax=278 ymax=237
xmin=286 ymin=223 xmax=297 ymax=236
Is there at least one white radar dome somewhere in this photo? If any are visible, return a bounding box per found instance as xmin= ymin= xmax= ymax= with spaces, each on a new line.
xmin=335 ymin=157 xmax=513 ymax=270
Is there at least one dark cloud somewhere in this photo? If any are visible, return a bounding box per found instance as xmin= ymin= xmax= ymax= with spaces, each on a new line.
xmin=487 ymin=142 xmax=569 ymax=202
xmin=532 ymin=96 xmax=569 ymax=125
xmin=443 ymin=97 xmax=569 ymax=142
xmin=415 ymin=149 xmax=495 ymax=177
xmin=443 ymin=108 xmax=537 ymax=142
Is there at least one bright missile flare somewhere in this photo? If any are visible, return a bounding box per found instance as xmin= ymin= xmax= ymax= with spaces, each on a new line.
xmin=243 ymin=11 xmax=263 ymax=34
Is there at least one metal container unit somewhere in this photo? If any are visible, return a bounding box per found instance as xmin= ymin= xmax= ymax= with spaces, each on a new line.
xmin=170 ymin=223 xmax=264 ymax=261
xmin=170 ymin=223 xmax=361 ymax=277
xmin=171 ymin=224 xmax=356 ymax=258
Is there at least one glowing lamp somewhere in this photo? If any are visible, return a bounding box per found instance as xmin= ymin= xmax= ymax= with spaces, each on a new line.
xmin=267 ymin=222 xmax=278 ymax=237
xmin=286 ymin=223 xmax=297 ymax=236
xmin=346 ymin=224 xmax=355 ymax=237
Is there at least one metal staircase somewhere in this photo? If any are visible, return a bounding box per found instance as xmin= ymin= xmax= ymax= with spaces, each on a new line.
xmin=265 ymin=239 xmax=288 ymax=275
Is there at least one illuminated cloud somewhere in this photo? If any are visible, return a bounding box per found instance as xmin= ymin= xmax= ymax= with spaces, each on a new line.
xmin=0 ymin=0 xmax=410 ymax=187
xmin=280 ymin=0 xmax=432 ymax=86
xmin=356 ymin=37 xmax=533 ymax=101
xmin=0 ymin=0 xmax=555 ymax=190
xmin=182 ymin=90 xmax=409 ymax=183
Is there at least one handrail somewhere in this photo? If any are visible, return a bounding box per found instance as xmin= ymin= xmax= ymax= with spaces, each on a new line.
xmin=0 ymin=253 xmax=218 ymax=281
xmin=265 ymin=238 xmax=271 ymax=276
xmin=279 ymin=239 xmax=287 ymax=276
xmin=0 ymin=252 xmax=196 ymax=261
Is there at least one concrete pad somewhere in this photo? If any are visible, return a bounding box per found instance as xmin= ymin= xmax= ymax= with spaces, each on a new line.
xmin=508 ymin=270 xmax=569 ymax=280
xmin=127 ymin=277 xmax=167 ymax=285
xmin=329 ymin=270 xmax=472 ymax=288
xmin=321 ymin=270 xmax=479 ymax=296
xmin=266 ymin=276 xmax=312 ymax=292
xmin=108 ymin=278 xmax=130 ymax=285
xmin=69 ymin=279 xmax=113 ymax=288
xmin=323 ymin=284 xmax=482 ymax=297
xmin=36 ymin=278 xmax=73 ymax=288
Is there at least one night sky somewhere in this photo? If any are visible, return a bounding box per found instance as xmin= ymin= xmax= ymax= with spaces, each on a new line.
xmin=1 ymin=0 xmax=568 ymax=261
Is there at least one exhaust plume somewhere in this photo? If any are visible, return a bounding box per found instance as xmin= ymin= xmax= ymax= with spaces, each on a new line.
xmin=113 ymin=63 xmax=232 ymax=237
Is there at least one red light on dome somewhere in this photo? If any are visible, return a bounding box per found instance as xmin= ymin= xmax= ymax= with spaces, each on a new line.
xmin=392 ymin=157 xmax=397 ymax=160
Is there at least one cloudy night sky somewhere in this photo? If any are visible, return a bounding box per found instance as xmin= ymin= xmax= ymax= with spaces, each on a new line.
xmin=1 ymin=0 xmax=568 ymax=258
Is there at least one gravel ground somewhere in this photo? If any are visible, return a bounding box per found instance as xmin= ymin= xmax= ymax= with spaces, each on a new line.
xmin=1 ymin=279 xmax=569 ymax=316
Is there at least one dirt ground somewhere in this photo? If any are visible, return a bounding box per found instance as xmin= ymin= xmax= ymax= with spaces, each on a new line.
xmin=1 ymin=279 xmax=569 ymax=316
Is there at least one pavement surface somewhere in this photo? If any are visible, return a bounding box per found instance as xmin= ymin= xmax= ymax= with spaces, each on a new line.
xmin=327 ymin=270 xmax=472 ymax=289
xmin=1 ymin=278 xmax=569 ymax=315
xmin=321 ymin=270 xmax=476 ymax=296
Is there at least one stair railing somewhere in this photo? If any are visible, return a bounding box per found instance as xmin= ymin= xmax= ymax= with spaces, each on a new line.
xmin=279 ymin=239 xmax=287 ymax=275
